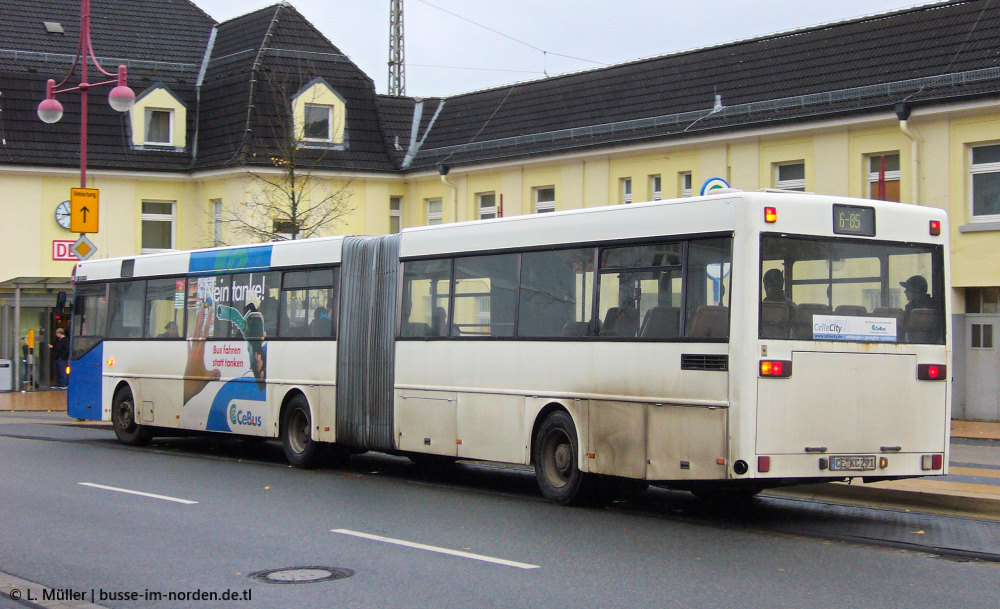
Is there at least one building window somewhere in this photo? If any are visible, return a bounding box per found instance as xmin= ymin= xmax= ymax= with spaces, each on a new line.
xmin=390 ymin=196 xmax=402 ymax=233
xmin=211 ymin=198 xmax=222 ymax=246
xmin=478 ymin=192 xmax=497 ymax=219
xmin=967 ymin=286 xmax=1000 ymax=314
xmin=680 ymin=172 xmax=692 ymax=197
xmin=650 ymin=175 xmax=662 ymax=200
xmin=427 ymin=198 xmax=443 ymax=225
xmin=868 ymin=153 xmax=900 ymax=202
xmin=972 ymin=323 xmax=994 ymax=349
xmin=971 ymin=144 xmax=1000 ymax=219
xmin=144 ymin=108 xmax=172 ymax=145
xmin=534 ymin=186 xmax=555 ymax=213
xmin=775 ymin=162 xmax=805 ymax=191
xmin=620 ymin=178 xmax=632 ymax=204
xmin=141 ymin=201 xmax=174 ymax=253
xmin=304 ymin=104 xmax=332 ymax=141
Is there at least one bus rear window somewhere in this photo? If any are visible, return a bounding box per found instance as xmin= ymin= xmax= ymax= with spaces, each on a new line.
xmin=760 ymin=235 xmax=945 ymax=344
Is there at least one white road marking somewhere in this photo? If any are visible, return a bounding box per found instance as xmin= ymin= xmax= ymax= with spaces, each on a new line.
xmin=331 ymin=529 xmax=539 ymax=570
xmin=78 ymin=482 xmax=198 ymax=505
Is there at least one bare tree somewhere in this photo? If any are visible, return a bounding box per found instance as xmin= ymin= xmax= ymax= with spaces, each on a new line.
xmin=212 ymin=63 xmax=355 ymax=245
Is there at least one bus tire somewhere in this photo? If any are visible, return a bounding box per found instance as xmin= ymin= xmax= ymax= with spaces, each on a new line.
xmin=281 ymin=395 xmax=318 ymax=468
xmin=111 ymin=387 xmax=153 ymax=446
xmin=533 ymin=410 xmax=592 ymax=505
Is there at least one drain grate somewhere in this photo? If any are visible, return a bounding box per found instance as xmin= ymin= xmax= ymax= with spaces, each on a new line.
xmin=249 ymin=566 xmax=354 ymax=584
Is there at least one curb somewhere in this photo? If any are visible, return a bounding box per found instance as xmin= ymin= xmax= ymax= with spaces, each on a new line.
xmin=766 ymin=481 xmax=1000 ymax=518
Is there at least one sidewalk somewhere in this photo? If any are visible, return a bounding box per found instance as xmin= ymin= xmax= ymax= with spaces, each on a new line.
xmin=3 ymin=389 xmax=1000 ymax=517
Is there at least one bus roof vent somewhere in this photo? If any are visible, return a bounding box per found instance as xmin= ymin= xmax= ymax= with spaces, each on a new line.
xmin=120 ymin=259 xmax=135 ymax=278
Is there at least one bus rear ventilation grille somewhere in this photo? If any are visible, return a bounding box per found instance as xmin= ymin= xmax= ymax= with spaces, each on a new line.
xmin=681 ymin=354 xmax=728 ymax=371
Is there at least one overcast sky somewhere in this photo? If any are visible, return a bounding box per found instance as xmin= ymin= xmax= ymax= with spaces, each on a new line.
xmin=195 ymin=0 xmax=929 ymax=97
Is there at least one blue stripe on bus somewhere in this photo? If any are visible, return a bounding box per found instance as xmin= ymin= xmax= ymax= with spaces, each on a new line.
xmin=67 ymin=343 xmax=103 ymax=421
xmin=189 ymin=246 xmax=273 ymax=274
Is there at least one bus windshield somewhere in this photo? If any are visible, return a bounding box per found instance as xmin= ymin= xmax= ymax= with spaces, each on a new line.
xmin=760 ymin=234 xmax=945 ymax=344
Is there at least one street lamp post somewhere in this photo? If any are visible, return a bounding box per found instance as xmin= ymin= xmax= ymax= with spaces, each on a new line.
xmin=36 ymin=0 xmax=136 ymax=187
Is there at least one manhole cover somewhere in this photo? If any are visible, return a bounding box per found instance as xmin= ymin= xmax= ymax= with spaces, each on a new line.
xmin=249 ymin=566 xmax=354 ymax=584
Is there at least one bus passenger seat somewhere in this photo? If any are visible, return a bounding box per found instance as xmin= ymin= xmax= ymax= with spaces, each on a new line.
xmin=791 ymin=303 xmax=831 ymax=339
xmin=401 ymin=322 xmax=430 ymax=337
xmin=872 ymin=307 xmax=905 ymax=341
xmin=561 ymin=321 xmax=590 ymax=337
xmin=760 ymin=302 xmax=792 ymax=338
xmin=604 ymin=307 xmax=639 ymax=337
xmin=431 ymin=307 xmax=448 ymax=336
xmin=600 ymin=307 xmax=620 ymax=335
xmin=834 ymin=305 xmax=868 ymax=316
xmin=688 ymin=305 xmax=729 ymax=338
xmin=639 ymin=306 xmax=680 ymax=338
xmin=906 ymin=308 xmax=938 ymax=343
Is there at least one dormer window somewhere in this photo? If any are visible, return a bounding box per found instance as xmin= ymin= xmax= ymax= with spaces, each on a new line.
xmin=292 ymin=78 xmax=346 ymax=149
xmin=145 ymin=108 xmax=172 ymax=145
xmin=128 ymin=84 xmax=186 ymax=151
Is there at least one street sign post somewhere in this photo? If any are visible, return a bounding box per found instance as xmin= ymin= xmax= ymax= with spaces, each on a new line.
xmin=70 ymin=187 xmax=99 ymax=233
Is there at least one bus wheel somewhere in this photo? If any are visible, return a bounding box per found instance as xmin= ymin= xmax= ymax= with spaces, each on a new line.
xmin=534 ymin=410 xmax=591 ymax=505
xmin=111 ymin=388 xmax=153 ymax=446
xmin=281 ymin=395 xmax=318 ymax=468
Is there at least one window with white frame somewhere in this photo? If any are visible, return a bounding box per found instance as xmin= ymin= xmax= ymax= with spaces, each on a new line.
xmin=144 ymin=108 xmax=172 ymax=145
xmin=427 ymin=198 xmax=443 ymax=225
xmin=304 ymin=104 xmax=332 ymax=141
xmin=650 ymin=175 xmax=662 ymax=200
xmin=680 ymin=171 xmax=692 ymax=197
xmin=390 ymin=196 xmax=403 ymax=233
xmin=211 ymin=198 xmax=223 ymax=246
xmin=141 ymin=201 xmax=175 ymax=253
xmin=971 ymin=144 xmax=1000 ymax=219
xmin=775 ymin=162 xmax=806 ymax=191
xmin=620 ymin=178 xmax=632 ymax=204
xmin=534 ymin=186 xmax=555 ymax=213
xmin=478 ymin=192 xmax=497 ymax=219
xmin=867 ymin=152 xmax=900 ymax=202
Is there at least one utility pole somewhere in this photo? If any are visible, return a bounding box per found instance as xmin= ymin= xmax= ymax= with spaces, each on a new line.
xmin=388 ymin=0 xmax=405 ymax=96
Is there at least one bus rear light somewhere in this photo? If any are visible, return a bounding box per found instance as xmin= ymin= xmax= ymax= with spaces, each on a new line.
xmin=106 ymin=358 xmax=115 ymax=367
xmin=917 ymin=363 xmax=946 ymax=380
xmin=764 ymin=207 xmax=777 ymax=223
xmin=929 ymin=220 xmax=941 ymax=236
xmin=879 ymin=457 xmax=889 ymax=469
xmin=760 ymin=360 xmax=792 ymax=377
xmin=921 ymin=454 xmax=944 ymax=470
xmin=757 ymin=455 xmax=771 ymax=473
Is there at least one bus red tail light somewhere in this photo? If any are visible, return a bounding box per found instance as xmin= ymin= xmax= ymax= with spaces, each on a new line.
xmin=929 ymin=220 xmax=941 ymax=236
xmin=764 ymin=207 xmax=777 ymax=223
xmin=760 ymin=360 xmax=792 ymax=377
xmin=917 ymin=364 xmax=946 ymax=380
xmin=758 ymin=456 xmax=771 ymax=473
xmin=921 ymin=454 xmax=944 ymax=470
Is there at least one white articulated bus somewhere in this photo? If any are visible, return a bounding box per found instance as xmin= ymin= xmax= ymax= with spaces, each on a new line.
xmin=69 ymin=191 xmax=951 ymax=504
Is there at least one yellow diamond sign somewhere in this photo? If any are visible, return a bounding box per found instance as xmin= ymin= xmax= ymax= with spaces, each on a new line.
xmin=71 ymin=234 xmax=97 ymax=261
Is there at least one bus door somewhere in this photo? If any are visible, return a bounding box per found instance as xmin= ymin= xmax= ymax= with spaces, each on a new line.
xmin=68 ymin=283 xmax=109 ymax=420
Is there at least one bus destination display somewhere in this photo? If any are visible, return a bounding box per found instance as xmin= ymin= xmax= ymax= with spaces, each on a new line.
xmin=833 ymin=204 xmax=875 ymax=236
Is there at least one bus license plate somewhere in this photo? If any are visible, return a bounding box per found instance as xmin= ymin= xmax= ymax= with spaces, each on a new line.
xmin=830 ymin=455 xmax=876 ymax=471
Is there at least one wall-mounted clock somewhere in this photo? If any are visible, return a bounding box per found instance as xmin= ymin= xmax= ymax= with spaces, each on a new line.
xmin=55 ymin=200 xmax=72 ymax=229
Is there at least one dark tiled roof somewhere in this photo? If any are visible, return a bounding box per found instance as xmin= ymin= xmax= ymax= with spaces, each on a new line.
xmin=0 ymin=0 xmax=214 ymax=171
xmin=408 ymin=0 xmax=1000 ymax=169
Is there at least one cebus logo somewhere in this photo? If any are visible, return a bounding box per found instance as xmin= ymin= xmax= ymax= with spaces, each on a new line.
xmin=229 ymin=402 xmax=262 ymax=427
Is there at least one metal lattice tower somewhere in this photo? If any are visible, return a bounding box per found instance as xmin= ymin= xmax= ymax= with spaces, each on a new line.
xmin=388 ymin=0 xmax=405 ymax=96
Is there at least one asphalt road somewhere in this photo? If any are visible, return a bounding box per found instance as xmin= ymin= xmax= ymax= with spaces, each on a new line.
xmin=2 ymin=421 xmax=1000 ymax=609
